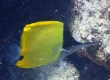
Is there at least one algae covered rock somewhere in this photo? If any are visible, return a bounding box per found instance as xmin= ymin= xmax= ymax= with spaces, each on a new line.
xmin=70 ymin=0 xmax=110 ymax=69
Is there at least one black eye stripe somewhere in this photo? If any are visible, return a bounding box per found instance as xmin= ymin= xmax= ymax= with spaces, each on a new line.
xmin=19 ymin=56 xmax=24 ymax=60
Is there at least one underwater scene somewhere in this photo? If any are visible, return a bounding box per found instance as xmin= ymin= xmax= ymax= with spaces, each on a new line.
xmin=0 ymin=0 xmax=110 ymax=80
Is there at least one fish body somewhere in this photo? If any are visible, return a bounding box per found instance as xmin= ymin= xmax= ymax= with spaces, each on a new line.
xmin=8 ymin=21 xmax=99 ymax=68
xmin=16 ymin=21 xmax=64 ymax=68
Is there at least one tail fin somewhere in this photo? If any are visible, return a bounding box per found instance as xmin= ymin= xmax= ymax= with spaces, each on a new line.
xmin=7 ymin=42 xmax=20 ymax=63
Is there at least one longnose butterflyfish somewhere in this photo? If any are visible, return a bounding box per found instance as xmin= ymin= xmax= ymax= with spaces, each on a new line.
xmin=8 ymin=21 xmax=99 ymax=68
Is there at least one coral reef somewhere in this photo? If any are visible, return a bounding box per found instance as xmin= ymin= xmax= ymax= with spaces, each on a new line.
xmin=36 ymin=60 xmax=79 ymax=80
xmin=70 ymin=0 xmax=110 ymax=69
xmin=13 ymin=60 xmax=80 ymax=80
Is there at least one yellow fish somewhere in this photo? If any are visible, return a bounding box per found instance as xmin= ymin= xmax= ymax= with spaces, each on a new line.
xmin=12 ymin=21 xmax=99 ymax=68
xmin=16 ymin=21 xmax=64 ymax=68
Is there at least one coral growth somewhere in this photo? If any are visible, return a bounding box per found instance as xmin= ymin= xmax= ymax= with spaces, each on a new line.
xmin=70 ymin=0 xmax=110 ymax=69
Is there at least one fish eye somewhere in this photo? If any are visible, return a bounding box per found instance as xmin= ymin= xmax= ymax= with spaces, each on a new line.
xmin=19 ymin=56 xmax=24 ymax=60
